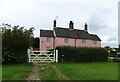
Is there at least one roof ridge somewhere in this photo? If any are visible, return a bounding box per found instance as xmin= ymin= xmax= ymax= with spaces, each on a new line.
xmin=55 ymin=27 xmax=69 ymax=29
xmin=40 ymin=29 xmax=53 ymax=31
xmin=90 ymin=34 xmax=97 ymax=35
xmin=55 ymin=27 xmax=84 ymax=31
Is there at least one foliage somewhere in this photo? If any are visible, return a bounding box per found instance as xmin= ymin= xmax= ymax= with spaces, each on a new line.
xmin=56 ymin=46 xmax=108 ymax=62
xmin=32 ymin=37 xmax=39 ymax=48
xmin=113 ymin=59 xmax=120 ymax=63
xmin=2 ymin=25 xmax=34 ymax=64
xmin=104 ymin=46 xmax=110 ymax=50
xmin=110 ymin=50 xmax=120 ymax=53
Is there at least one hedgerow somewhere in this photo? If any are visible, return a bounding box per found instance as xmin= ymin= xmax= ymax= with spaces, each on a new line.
xmin=56 ymin=46 xmax=108 ymax=62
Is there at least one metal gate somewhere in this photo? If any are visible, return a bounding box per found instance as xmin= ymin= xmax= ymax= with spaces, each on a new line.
xmin=27 ymin=49 xmax=58 ymax=62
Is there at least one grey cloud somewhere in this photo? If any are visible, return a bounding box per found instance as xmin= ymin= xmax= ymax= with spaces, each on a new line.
xmin=88 ymin=8 xmax=110 ymax=32
xmin=101 ymin=41 xmax=118 ymax=48
xmin=107 ymin=37 xmax=117 ymax=41
xmin=0 ymin=0 xmax=118 ymax=47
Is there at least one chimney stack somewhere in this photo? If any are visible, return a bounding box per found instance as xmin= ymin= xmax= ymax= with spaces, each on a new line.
xmin=53 ymin=20 xmax=56 ymax=27
xmin=84 ymin=23 xmax=88 ymax=31
xmin=69 ymin=21 xmax=74 ymax=29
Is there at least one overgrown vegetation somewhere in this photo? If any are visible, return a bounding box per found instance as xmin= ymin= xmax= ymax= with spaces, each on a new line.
xmin=56 ymin=46 xmax=109 ymax=62
xmin=2 ymin=24 xmax=34 ymax=64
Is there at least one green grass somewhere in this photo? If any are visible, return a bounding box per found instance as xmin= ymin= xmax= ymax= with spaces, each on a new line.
xmin=2 ymin=63 xmax=33 ymax=80
xmin=39 ymin=64 xmax=58 ymax=80
xmin=0 ymin=65 xmax=2 ymax=81
xmin=54 ymin=62 xmax=118 ymax=80
xmin=2 ymin=62 xmax=118 ymax=80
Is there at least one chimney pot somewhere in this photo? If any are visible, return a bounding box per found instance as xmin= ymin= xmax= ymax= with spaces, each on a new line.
xmin=84 ymin=23 xmax=88 ymax=31
xmin=53 ymin=20 xmax=56 ymax=27
xmin=69 ymin=21 xmax=74 ymax=29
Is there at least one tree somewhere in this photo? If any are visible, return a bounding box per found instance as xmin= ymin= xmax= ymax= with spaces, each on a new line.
xmin=2 ymin=25 xmax=34 ymax=63
xmin=32 ymin=37 xmax=39 ymax=48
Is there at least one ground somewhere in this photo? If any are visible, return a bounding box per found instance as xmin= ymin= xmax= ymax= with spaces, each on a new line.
xmin=2 ymin=62 xmax=119 ymax=80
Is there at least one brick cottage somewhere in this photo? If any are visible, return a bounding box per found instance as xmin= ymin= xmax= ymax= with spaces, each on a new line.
xmin=40 ymin=20 xmax=101 ymax=51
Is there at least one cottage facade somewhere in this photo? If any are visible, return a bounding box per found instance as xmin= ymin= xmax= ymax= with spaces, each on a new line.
xmin=40 ymin=20 xmax=101 ymax=51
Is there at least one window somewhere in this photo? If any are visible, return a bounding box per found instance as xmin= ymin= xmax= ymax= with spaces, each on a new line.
xmin=64 ymin=38 xmax=69 ymax=43
xmin=46 ymin=37 xmax=51 ymax=42
xmin=82 ymin=40 xmax=86 ymax=44
xmin=46 ymin=46 xmax=50 ymax=50
xmin=93 ymin=41 xmax=97 ymax=45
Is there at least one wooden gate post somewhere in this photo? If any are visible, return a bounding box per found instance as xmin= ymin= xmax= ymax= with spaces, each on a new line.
xmin=55 ymin=50 xmax=58 ymax=63
xmin=27 ymin=49 xmax=31 ymax=62
xmin=28 ymin=54 xmax=30 ymax=62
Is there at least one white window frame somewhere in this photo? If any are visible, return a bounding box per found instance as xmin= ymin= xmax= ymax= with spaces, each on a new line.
xmin=93 ymin=41 xmax=97 ymax=45
xmin=64 ymin=38 xmax=69 ymax=43
xmin=46 ymin=37 xmax=51 ymax=42
xmin=46 ymin=46 xmax=51 ymax=50
xmin=82 ymin=40 xmax=86 ymax=44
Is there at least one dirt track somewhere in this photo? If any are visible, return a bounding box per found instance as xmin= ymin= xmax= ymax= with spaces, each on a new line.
xmin=25 ymin=62 xmax=48 ymax=80
xmin=25 ymin=62 xmax=70 ymax=80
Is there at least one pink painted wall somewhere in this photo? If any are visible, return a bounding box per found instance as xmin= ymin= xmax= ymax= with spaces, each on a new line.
xmin=76 ymin=39 xmax=92 ymax=47
xmin=40 ymin=37 xmax=54 ymax=51
xmin=91 ymin=40 xmax=101 ymax=47
xmin=55 ymin=37 xmax=75 ymax=47
xmin=40 ymin=37 xmax=101 ymax=51
xmin=76 ymin=39 xmax=101 ymax=47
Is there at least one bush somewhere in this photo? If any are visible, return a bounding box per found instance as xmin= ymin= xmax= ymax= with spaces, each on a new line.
xmin=2 ymin=25 xmax=34 ymax=64
xmin=56 ymin=46 xmax=109 ymax=62
xmin=113 ymin=59 xmax=120 ymax=63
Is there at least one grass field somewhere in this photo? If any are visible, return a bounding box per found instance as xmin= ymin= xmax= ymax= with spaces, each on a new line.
xmin=2 ymin=62 xmax=119 ymax=80
xmin=54 ymin=62 xmax=118 ymax=80
xmin=0 ymin=66 xmax=2 ymax=81
xmin=2 ymin=63 xmax=33 ymax=80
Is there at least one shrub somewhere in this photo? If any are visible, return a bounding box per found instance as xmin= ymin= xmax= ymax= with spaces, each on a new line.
xmin=56 ymin=46 xmax=109 ymax=62
xmin=2 ymin=25 xmax=34 ymax=64
xmin=113 ymin=59 xmax=120 ymax=63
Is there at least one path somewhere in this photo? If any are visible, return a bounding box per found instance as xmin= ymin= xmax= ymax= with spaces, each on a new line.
xmin=25 ymin=62 xmax=47 ymax=81
xmin=51 ymin=64 xmax=70 ymax=80
xmin=25 ymin=62 xmax=70 ymax=80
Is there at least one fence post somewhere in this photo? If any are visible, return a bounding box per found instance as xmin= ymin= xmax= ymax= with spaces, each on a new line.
xmin=56 ymin=50 xmax=58 ymax=63
xmin=28 ymin=54 xmax=30 ymax=62
xmin=27 ymin=49 xmax=31 ymax=62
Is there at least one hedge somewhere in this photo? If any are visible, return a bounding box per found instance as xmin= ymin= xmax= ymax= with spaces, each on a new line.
xmin=56 ymin=46 xmax=109 ymax=62
xmin=2 ymin=50 xmax=28 ymax=64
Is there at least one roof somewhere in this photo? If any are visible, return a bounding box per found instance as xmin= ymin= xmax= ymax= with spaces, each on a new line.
xmin=40 ymin=29 xmax=54 ymax=37
xmin=89 ymin=34 xmax=101 ymax=41
xmin=54 ymin=27 xmax=76 ymax=38
xmin=54 ymin=27 xmax=91 ymax=39
xmin=40 ymin=27 xmax=101 ymax=41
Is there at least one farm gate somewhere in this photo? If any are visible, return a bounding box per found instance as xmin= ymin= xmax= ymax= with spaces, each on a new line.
xmin=27 ymin=49 xmax=58 ymax=62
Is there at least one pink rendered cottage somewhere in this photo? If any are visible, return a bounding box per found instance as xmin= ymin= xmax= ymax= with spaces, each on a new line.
xmin=40 ymin=20 xmax=101 ymax=51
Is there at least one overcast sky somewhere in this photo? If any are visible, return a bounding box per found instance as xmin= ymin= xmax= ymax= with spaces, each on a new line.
xmin=0 ymin=0 xmax=119 ymax=48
